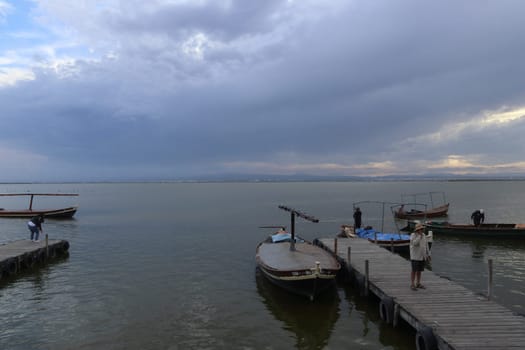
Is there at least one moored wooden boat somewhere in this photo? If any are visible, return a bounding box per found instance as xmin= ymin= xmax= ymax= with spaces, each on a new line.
xmin=348 ymin=201 xmax=434 ymax=253
xmin=338 ymin=224 xmax=434 ymax=253
xmin=256 ymin=206 xmax=341 ymax=301
xmin=393 ymin=191 xmax=449 ymax=219
xmin=422 ymin=221 xmax=525 ymax=238
xmin=394 ymin=203 xmax=449 ymax=219
xmin=0 ymin=193 xmax=79 ymax=219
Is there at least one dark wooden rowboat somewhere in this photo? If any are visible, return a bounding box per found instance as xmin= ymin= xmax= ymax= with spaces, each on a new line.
xmin=256 ymin=236 xmax=340 ymax=300
xmin=423 ymin=221 xmax=525 ymax=238
xmin=0 ymin=193 xmax=79 ymax=219
xmin=394 ymin=203 xmax=449 ymax=220
xmin=256 ymin=206 xmax=341 ymax=301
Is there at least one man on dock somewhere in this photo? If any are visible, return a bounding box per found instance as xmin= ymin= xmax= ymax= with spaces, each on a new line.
xmin=27 ymin=214 xmax=45 ymax=242
xmin=471 ymin=209 xmax=485 ymax=226
xmin=353 ymin=207 xmax=362 ymax=229
xmin=409 ymin=223 xmax=430 ymax=291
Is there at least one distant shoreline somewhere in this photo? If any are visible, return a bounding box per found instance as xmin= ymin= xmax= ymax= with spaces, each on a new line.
xmin=2 ymin=177 xmax=525 ymax=185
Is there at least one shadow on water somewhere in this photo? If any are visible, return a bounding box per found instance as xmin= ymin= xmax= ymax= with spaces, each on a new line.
xmin=255 ymin=267 xmax=340 ymax=350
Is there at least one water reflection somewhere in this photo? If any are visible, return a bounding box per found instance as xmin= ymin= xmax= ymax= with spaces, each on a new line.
xmin=431 ymin=235 xmax=525 ymax=315
xmin=255 ymin=268 xmax=340 ymax=350
xmin=339 ymin=283 xmax=415 ymax=350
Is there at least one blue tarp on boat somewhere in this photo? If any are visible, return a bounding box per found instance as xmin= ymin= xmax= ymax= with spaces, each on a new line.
xmin=355 ymin=228 xmax=409 ymax=241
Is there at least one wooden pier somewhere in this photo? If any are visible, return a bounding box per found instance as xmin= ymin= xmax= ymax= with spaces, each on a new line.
xmin=316 ymin=237 xmax=525 ymax=350
xmin=0 ymin=237 xmax=69 ymax=281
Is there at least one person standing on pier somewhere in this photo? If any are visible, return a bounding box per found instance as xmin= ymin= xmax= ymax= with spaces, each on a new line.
xmin=27 ymin=214 xmax=44 ymax=242
xmin=410 ymin=223 xmax=430 ymax=291
xmin=353 ymin=207 xmax=362 ymax=229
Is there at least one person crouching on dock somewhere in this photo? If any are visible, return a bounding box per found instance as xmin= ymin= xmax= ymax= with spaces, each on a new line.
xmin=28 ymin=214 xmax=45 ymax=242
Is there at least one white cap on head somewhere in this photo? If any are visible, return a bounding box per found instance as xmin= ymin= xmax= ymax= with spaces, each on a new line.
xmin=480 ymin=209 xmax=484 ymax=214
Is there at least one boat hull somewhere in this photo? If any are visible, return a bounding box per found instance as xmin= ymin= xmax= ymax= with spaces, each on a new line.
xmin=394 ymin=203 xmax=449 ymax=219
xmin=257 ymin=265 xmax=337 ymax=300
xmin=368 ymin=239 xmax=410 ymax=253
xmin=0 ymin=206 xmax=78 ymax=219
xmin=424 ymin=222 xmax=525 ymax=238
xmin=256 ymin=240 xmax=340 ymax=301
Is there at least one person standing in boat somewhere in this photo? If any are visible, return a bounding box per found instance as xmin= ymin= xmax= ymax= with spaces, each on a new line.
xmin=471 ymin=209 xmax=485 ymax=226
xmin=410 ymin=223 xmax=430 ymax=291
xmin=27 ymin=214 xmax=44 ymax=242
xmin=353 ymin=207 xmax=362 ymax=229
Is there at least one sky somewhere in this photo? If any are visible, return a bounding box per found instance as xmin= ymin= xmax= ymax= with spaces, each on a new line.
xmin=1 ymin=0 xmax=525 ymax=182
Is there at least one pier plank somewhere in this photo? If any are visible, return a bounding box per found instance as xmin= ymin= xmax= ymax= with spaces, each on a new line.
xmin=0 ymin=239 xmax=69 ymax=280
xmin=318 ymin=238 xmax=525 ymax=350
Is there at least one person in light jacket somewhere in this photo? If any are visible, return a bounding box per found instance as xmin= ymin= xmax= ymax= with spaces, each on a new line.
xmin=410 ymin=223 xmax=430 ymax=291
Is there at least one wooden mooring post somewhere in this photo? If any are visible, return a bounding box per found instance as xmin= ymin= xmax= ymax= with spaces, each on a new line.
xmin=316 ymin=237 xmax=525 ymax=350
xmin=487 ymin=258 xmax=493 ymax=301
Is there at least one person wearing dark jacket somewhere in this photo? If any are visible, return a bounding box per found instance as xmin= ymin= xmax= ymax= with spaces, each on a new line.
xmin=471 ymin=209 xmax=485 ymax=226
xmin=28 ymin=214 xmax=44 ymax=242
xmin=353 ymin=207 xmax=362 ymax=229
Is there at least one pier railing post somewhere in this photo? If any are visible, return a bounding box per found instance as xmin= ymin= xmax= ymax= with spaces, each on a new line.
xmin=487 ymin=259 xmax=493 ymax=300
xmin=45 ymin=234 xmax=49 ymax=258
xmin=334 ymin=238 xmax=338 ymax=255
xmin=347 ymin=247 xmax=351 ymax=264
xmin=365 ymin=260 xmax=369 ymax=296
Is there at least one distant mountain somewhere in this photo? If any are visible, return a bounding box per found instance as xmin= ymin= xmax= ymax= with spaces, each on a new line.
xmin=167 ymin=173 xmax=525 ymax=183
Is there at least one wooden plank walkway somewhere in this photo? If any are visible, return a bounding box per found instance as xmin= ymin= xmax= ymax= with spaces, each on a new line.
xmin=317 ymin=237 xmax=525 ymax=350
xmin=0 ymin=238 xmax=69 ymax=281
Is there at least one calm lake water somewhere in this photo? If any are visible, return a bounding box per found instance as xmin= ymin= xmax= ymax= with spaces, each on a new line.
xmin=0 ymin=181 xmax=524 ymax=350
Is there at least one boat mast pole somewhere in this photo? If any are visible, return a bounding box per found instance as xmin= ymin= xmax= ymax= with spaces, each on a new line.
xmin=29 ymin=194 xmax=34 ymax=211
xmin=278 ymin=205 xmax=319 ymax=251
xmin=290 ymin=211 xmax=296 ymax=251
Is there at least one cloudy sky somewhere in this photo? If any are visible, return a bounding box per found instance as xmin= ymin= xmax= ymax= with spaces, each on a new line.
xmin=1 ymin=0 xmax=525 ymax=182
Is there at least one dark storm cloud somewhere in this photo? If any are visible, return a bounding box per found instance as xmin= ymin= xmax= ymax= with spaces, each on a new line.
xmin=2 ymin=0 xmax=525 ymax=180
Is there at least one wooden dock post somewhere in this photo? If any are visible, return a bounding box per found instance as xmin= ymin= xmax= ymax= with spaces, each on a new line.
xmin=334 ymin=237 xmax=338 ymax=255
xmin=364 ymin=259 xmax=369 ymax=296
xmin=488 ymin=258 xmax=493 ymax=300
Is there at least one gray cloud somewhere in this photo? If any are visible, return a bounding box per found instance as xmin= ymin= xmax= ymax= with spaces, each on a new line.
xmin=2 ymin=1 xmax=525 ymax=181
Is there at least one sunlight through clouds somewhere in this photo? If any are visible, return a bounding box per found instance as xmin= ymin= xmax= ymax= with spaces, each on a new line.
xmin=483 ymin=107 xmax=525 ymax=125
xmin=428 ymin=155 xmax=477 ymax=169
xmin=400 ymin=105 xmax=525 ymax=149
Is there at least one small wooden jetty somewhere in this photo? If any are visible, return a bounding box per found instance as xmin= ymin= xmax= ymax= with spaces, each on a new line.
xmin=0 ymin=237 xmax=69 ymax=281
xmin=316 ymin=237 xmax=525 ymax=350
